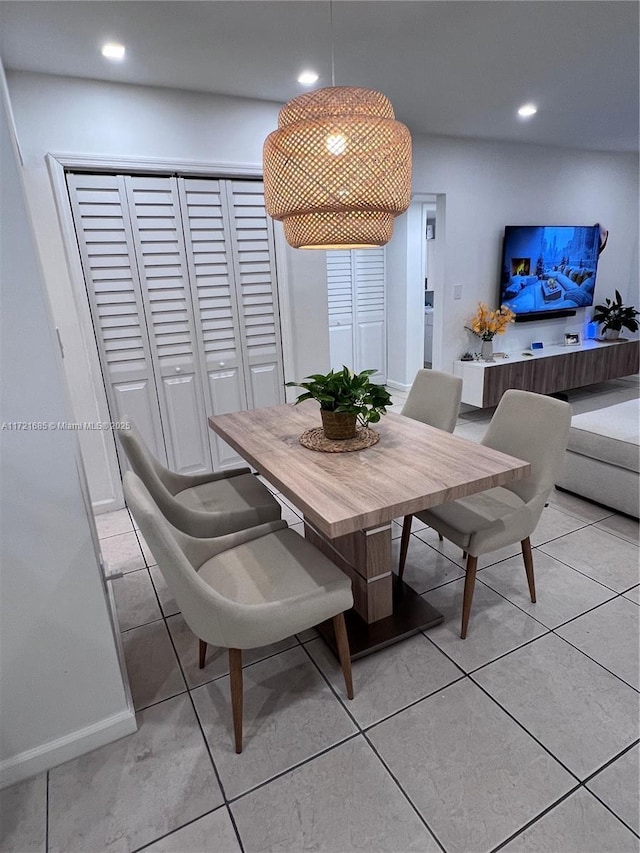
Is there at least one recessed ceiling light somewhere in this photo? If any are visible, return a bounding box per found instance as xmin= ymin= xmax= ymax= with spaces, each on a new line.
xmin=101 ymin=43 xmax=126 ymax=61
xmin=298 ymin=70 xmax=319 ymax=86
xmin=518 ymin=103 xmax=537 ymax=118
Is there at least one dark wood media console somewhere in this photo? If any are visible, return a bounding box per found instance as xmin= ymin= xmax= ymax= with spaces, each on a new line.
xmin=454 ymin=339 xmax=639 ymax=408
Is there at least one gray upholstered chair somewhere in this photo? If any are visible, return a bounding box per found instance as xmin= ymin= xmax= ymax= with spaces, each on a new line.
xmin=398 ymin=390 xmax=571 ymax=638
xmin=401 ymin=368 xmax=463 ymax=432
xmin=123 ymin=471 xmax=354 ymax=753
xmin=116 ymin=420 xmax=281 ymax=537
xmin=399 ymin=369 xmax=463 ymax=561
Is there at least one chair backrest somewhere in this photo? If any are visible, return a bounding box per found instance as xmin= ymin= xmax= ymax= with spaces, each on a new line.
xmin=401 ymin=369 xmax=463 ymax=433
xmin=481 ymin=389 xmax=571 ymax=516
xmin=122 ymin=470 xmax=230 ymax=647
xmin=116 ymin=420 xmax=182 ymax=501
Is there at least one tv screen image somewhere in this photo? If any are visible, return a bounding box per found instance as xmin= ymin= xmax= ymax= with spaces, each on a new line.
xmin=499 ymin=225 xmax=600 ymax=320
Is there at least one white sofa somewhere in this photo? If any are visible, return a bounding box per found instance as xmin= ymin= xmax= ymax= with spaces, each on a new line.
xmin=556 ymin=398 xmax=639 ymax=518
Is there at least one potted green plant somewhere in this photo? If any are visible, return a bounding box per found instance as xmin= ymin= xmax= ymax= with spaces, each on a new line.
xmin=592 ymin=290 xmax=639 ymax=340
xmin=286 ymin=366 xmax=392 ymax=440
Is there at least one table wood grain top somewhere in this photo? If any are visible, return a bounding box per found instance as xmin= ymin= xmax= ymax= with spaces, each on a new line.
xmin=209 ymin=402 xmax=531 ymax=539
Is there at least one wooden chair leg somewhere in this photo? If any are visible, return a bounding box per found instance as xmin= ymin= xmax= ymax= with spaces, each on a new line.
xmin=398 ymin=515 xmax=413 ymax=580
xmin=199 ymin=639 xmax=207 ymax=669
xmin=229 ymin=648 xmax=243 ymax=753
xmin=333 ymin=613 xmax=354 ymax=699
xmin=521 ymin=537 xmax=536 ymax=602
xmin=460 ymin=555 xmax=478 ymax=639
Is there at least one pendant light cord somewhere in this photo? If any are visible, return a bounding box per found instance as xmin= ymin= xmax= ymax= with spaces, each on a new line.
xmin=330 ymin=0 xmax=336 ymax=86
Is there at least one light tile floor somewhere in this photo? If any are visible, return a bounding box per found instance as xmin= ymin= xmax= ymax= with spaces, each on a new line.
xmin=2 ymin=377 xmax=639 ymax=853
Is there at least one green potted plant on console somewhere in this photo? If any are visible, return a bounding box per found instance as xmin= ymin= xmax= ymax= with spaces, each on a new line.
xmin=286 ymin=366 xmax=392 ymax=440
xmin=592 ymin=290 xmax=639 ymax=340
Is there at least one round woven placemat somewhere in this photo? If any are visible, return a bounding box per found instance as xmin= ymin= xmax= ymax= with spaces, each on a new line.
xmin=299 ymin=426 xmax=380 ymax=453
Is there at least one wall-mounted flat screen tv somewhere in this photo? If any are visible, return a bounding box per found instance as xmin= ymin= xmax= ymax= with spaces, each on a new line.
xmin=499 ymin=225 xmax=600 ymax=321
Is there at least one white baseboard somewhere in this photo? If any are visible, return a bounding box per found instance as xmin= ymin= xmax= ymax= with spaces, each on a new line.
xmin=0 ymin=708 xmax=137 ymax=789
xmin=92 ymin=496 xmax=124 ymax=515
xmin=386 ymin=380 xmax=412 ymax=392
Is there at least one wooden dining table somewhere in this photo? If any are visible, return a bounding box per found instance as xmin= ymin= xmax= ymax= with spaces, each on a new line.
xmin=208 ymin=401 xmax=531 ymax=658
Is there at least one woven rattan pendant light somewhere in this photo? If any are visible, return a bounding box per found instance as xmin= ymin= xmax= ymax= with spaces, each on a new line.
xmin=263 ymin=3 xmax=411 ymax=250
xmin=264 ymin=86 xmax=412 ymax=249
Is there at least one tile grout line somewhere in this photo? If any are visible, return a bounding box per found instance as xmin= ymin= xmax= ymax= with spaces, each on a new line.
xmin=468 ymin=673 xmax=583 ymax=782
xmin=360 ymin=730 xmax=448 ymax=853
xmin=360 ymin=674 xmax=467 ymax=733
xmin=45 ymin=770 xmax=50 ymax=853
xmin=471 ymin=572 xmax=618 ymax=635
xmin=546 ymin=628 xmax=640 ymax=694
xmin=132 ymin=804 xmax=238 ymax=853
xmin=534 ymin=550 xmax=639 ymax=596
xmin=223 ymin=732 xmax=363 ymax=806
xmin=415 ymin=635 xmax=589 ymax=791
xmin=297 ymin=636 xmax=363 ymax=734
xmin=582 ymin=740 xmax=640 ymax=836
xmin=488 ymin=783 xmax=583 ymax=853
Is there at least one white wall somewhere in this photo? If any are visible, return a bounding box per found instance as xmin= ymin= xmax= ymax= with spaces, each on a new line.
xmin=410 ymin=134 xmax=639 ymax=372
xmin=386 ymin=203 xmax=425 ymax=390
xmin=0 ymin=67 xmax=133 ymax=788
xmin=6 ymin=71 xmax=329 ymax=508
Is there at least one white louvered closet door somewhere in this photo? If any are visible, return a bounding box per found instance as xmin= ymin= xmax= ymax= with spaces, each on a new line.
xmin=180 ymin=178 xmax=284 ymax=467
xmin=178 ymin=177 xmax=248 ymax=469
xmin=326 ymin=247 xmax=387 ymax=383
xmin=354 ymin=248 xmax=386 ymax=384
xmin=69 ymin=172 xmax=284 ymax=477
xmin=124 ymin=176 xmax=212 ymax=474
xmin=327 ymin=250 xmax=355 ymax=370
xmin=224 ymin=181 xmax=285 ymax=410
xmin=67 ymin=173 xmax=167 ymax=464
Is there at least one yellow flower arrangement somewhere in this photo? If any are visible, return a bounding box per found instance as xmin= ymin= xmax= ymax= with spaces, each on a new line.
xmin=467 ymin=303 xmax=515 ymax=341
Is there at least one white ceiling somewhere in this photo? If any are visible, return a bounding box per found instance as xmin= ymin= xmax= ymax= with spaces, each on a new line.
xmin=0 ymin=1 xmax=637 ymax=153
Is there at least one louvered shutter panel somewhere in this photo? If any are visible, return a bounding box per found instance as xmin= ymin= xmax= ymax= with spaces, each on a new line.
xmin=354 ymin=248 xmax=386 ymax=383
xmin=224 ymin=181 xmax=285 ymax=409
xmin=326 ymin=250 xmax=355 ymax=370
xmin=178 ymin=177 xmax=247 ymax=469
xmin=66 ymin=173 xmax=167 ymax=464
xmin=124 ymin=176 xmax=212 ymax=474
xmin=326 ymin=248 xmax=386 ymax=381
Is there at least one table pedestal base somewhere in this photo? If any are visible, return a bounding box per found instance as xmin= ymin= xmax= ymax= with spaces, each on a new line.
xmin=317 ymin=574 xmax=444 ymax=660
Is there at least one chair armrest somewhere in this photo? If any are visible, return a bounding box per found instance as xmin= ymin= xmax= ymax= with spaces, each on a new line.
xmin=175 ymin=519 xmax=289 ymax=568
xmin=162 ymin=466 xmax=252 ymax=494
xmin=168 ymin=503 xmax=282 ymax=538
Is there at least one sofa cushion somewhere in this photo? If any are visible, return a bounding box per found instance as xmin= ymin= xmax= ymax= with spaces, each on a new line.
xmin=564 ymin=288 xmax=592 ymax=306
xmin=567 ymin=399 xmax=640 ymax=473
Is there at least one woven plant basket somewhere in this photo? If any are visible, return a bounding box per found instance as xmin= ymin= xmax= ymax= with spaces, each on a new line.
xmin=320 ymin=410 xmax=358 ymax=440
